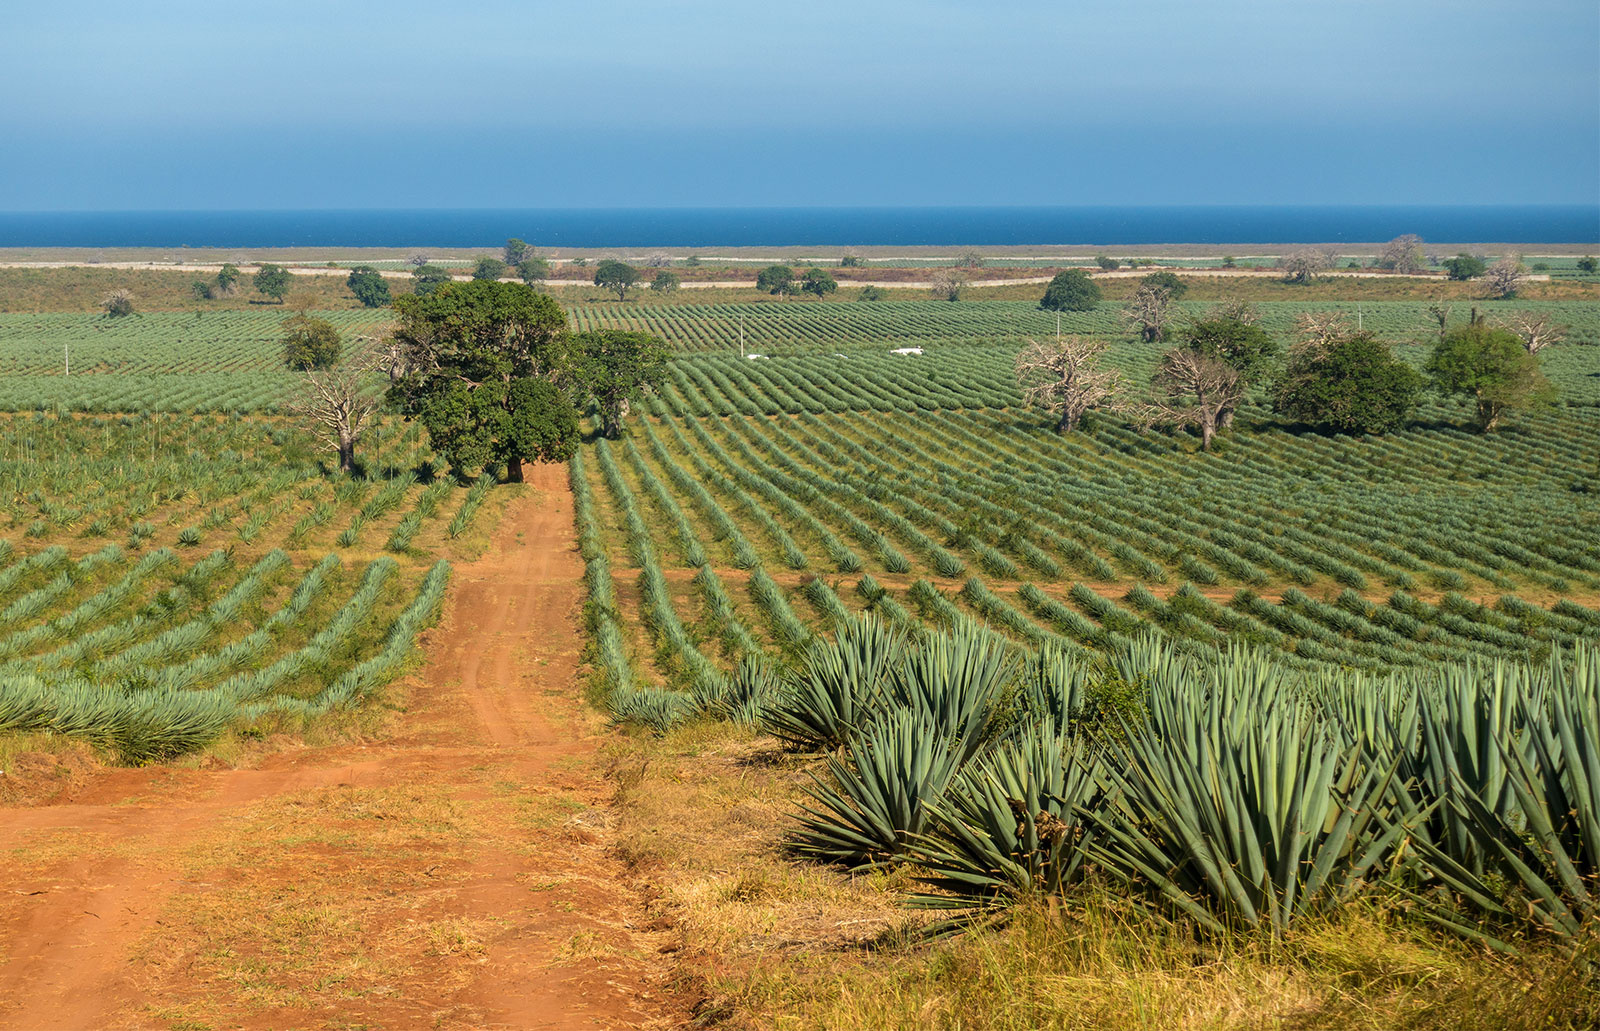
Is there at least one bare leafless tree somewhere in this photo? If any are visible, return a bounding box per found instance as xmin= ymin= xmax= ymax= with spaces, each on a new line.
xmin=958 ymin=249 xmax=985 ymax=269
xmin=1293 ymin=310 xmax=1352 ymax=357
xmin=1426 ymin=299 xmax=1454 ymax=340
xmin=1484 ymin=255 xmax=1526 ymax=298
xmin=1149 ymin=349 xmax=1244 ymax=451
xmin=1278 ymin=247 xmax=1336 ymax=284
xmin=1015 ymin=336 xmax=1122 ymax=434
xmin=644 ymin=251 xmax=673 ymax=268
xmin=929 ymin=268 xmax=970 ymax=302
xmin=1497 ymin=310 xmax=1566 ymax=354
xmin=1378 ymin=234 xmax=1426 ymax=274
xmin=407 ymin=252 xmax=430 ymax=267
xmin=1122 ymin=283 xmax=1178 ymax=343
xmin=1207 ymin=297 xmax=1261 ymax=324
xmin=284 ymin=352 xmax=384 ymax=474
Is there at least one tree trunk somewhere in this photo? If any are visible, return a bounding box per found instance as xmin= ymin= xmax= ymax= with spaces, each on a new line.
xmin=338 ymin=437 xmax=355 ymax=474
xmin=1219 ymin=408 xmax=1236 ymax=429
xmin=1056 ymin=408 xmax=1076 ymax=435
xmin=1200 ymin=415 xmax=1216 ymax=451
xmin=507 ymin=455 xmax=524 ymax=482
xmin=1478 ymin=399 xmax=1503 ymax=433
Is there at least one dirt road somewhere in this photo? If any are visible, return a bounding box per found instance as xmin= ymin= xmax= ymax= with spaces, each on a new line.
xmin=0 ymin=465 xmax=681 ymax=1030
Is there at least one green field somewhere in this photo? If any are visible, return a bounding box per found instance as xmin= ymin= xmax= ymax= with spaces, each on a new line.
xmin=0 ymin=412 xmax=496 ymax=758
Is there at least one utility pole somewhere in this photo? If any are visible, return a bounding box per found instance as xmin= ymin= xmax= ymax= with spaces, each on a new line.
xmin=739 ymin=313 xmax=745 ymax=358
xmin=64 ymin=342 xmax=69 ymax=376
xmin=1055 ymin=312 xmax=1061 ymax=343
xmin=1357 ymin=302 xmax=1363 ymax=332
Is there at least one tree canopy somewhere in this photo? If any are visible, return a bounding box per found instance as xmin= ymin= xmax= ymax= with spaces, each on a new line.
xmin=517 ymin=256 xmax=551 ymax=285
xmin=388 ymin=280 xmax=576 ymax=479
xmin=1443 ymin=254 xmax=1487 ymax=281
xmin=411 ymin=264 xmax=454 ymax=297
xmin=503 ymin=238 xmax=532 ymax=265
xmin=1185 ymin=315 xmax=1279 ymax=384
xmin=282 ymin=314 xmax=343 ymax=370
xmin=1140 ymin=270 xmax=1188 ymax=299
xmin=1039 ymin=269 xmax=1101 ymax=312
xmin=346 ymin=266 xmax=390 ymax=308
xmin=594 ymin=259 xmax=640 ymax=300
xmin=801 ymin=267 xmax=838 ymax=299
xmin=473 ymin=256 xmax=509 ymax=281
xmin=571 ymin=330 xmax=668 ymax=439
xmin=254 ymin=263 xmax=292 ymax=303
xmin=1426 ymin=323 xmax=1556 ymax=432
xmin=1272 ymin=331 xmax=1423 ymax=435
xmin=650 ymin=270 xmax=681 ymax=293
xmin=757 ymin=264 xmax=796 ymax=295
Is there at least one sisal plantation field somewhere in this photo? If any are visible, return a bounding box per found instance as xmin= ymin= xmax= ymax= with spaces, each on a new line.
xmin=3 ymin=266 xmax=1600 ymax=1028
xmin=0 ymin=410 xmax=497 ymax=760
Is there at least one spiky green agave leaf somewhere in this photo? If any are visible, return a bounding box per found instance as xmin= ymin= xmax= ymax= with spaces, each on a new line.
xmin=788 ymin=707 xmax=965 ymax=868
xmin=765 ymin=613 xmax=902 ymax=750
xmin=909 ymin=719 xmax=1103 ymax=923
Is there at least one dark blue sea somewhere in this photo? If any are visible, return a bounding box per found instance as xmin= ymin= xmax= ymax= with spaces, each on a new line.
xmin=0 ymin=206 xmax=1594 ymax=248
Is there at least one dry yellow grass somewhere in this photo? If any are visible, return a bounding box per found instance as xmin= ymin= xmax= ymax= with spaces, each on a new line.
xmin=606 ymin=720 xmax=1600 ymax=1031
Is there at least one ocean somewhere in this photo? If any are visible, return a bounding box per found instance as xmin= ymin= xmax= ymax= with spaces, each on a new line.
xmin=0 ymin=206 xmax=1594 ymax=249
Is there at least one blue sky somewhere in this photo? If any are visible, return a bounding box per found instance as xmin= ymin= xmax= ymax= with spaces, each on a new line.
xmin=1 ymin=0 xmax=1595 ymax=209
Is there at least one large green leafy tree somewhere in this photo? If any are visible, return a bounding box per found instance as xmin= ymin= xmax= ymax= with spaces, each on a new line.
xmin=572 ymin=330 xmax=668 ymax=439
xmin=346 ymin=266 xmax=390 ymax=307
xmin=1187 ymin=315 xmax=1279 ymax=383
xmin=1443 ymin=253 xmax=1487 ymax=281
xmin=801 ymin=267 xmax=837 ymax=299
xmin=757 ymin=264 xmax=795 ymax=295
xmin=1426 ymin=323 xmax=1557 ymax=432
xmin=254 ymin=263 xmax=292 ymax=303
xmin=388 ymin=280 xmax=577 ymax=480
xmin=282 ymin=314 xmax=343 ymax=370
xmin=1272 ymin=332 xmax=1423 ymax=435
xmin=1140 ymin=270 xmax=1188 ymax=299
xmin=1039 ymin=269 xmax=1101 ymax=311
xmin=593 ymin=259 xmax=640 ymax=300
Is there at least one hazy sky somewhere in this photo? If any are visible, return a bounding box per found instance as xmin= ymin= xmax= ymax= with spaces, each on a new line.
xmin=2 ymin=0 xmax=1596 ymax=209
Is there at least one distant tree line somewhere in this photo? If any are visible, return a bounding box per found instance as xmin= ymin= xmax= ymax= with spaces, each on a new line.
xmin=1018 ymin=292 xmax=1560 ymax=450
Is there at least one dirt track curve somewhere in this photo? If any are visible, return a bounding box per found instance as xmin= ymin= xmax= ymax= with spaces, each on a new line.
xmin=0 ymin=465 xmax=680 ymax=1030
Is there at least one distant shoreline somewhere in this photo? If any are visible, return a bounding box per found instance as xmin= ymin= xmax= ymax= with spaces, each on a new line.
xmin=1 ymin=243 xmax=1594 ymax=265
xmin=0 ymin=205 xmax=1593 ymax=251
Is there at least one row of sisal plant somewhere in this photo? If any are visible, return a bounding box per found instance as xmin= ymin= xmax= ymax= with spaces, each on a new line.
xmin=747 ymin=615 xmax=1596 ymax=949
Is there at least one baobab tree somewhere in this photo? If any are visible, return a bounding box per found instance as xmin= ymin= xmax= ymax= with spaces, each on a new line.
xmin=1496 ymin=310 xmax=1566 ymax=354
xmin=1122 ymin=283 xmax=1177 ymax=343
xmin=1278 ymin=247 xmax=1336 ymax=284
xmin=1483 ymin=256 xmax=1526 ymax=298
xmin=1378 ymin=234 xmax=1426 ymax=274
xmin=285 ymin=351 xmax=384 ymax=474
xmin=1014 ymin=336 xmax=1122 ymax=434
xmin=1150 ymin=348 xmax=1244 ymax=451
xmin=1293 ymin=310 xmax=1352 ymax=356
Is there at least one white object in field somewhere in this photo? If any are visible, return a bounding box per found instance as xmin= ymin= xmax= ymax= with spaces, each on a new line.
xmin=746 ymin=353 xmax=767 ymax=360
xmin=890 ymin=347 xmax=924 ymax=356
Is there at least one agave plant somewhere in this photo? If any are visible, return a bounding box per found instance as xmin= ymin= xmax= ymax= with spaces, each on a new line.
xmin=606 ymin=685 xmax=700 ymax=735
xmin=788 ymin=706 xmax=964 ymax=868
xmin=888 ymin=622 xmax=1014 ymax=763
xmin=910 ymin=719 xmax=1103 ymax=924
xmin=764 ymin=613 xmax=902 ymax=750
xmin=696 ymin=653 xmax=782 ymax=726
xmin=1084 ymin=672 xmax=1413 ymax=935
xmin=1403 ymin=649 xmax=1599 ymax=944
